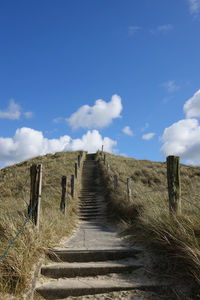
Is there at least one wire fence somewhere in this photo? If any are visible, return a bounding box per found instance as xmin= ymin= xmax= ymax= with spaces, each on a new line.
xmin=0 ymin=194 xmax=38 ymax=262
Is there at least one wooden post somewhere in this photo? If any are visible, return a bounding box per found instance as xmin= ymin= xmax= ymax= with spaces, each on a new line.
xmin=75 ymin=163 xmax=78 ymax=179
xmin=71 ymin=175 xmax=74 ymax=198
xmin=102 ymin=145 xmax=104 ymax=153
xmin=104 ymin=154 xmax=106 ymax=165
xmin=78 ymin=155 xmax=81 ymax=168
xmin=114 ymin=175 xmax=118 ymax=189
xmin=127 ymin=178 xmax=131 ymax=202
xmin=167 ymin=156 xmax=181 ymax=215
xmin=60 ymin=176 xmax=67 ymax=214
xmin=107 ymin=164 xmax=110 ymax=172
xmin=29 ymin=164 xmax=42 ymax=229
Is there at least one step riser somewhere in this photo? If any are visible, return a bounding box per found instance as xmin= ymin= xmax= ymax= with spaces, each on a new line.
xmin=41 ymin=265 xmax=141 ymax=278
xmin=36 ymin=285 xmax=160 ymax=299
xmin=47 ymin=250 xmax=139 ymax=262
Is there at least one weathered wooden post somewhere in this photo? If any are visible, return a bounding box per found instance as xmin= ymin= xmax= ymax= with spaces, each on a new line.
xmin=29 ymin=164 xmax=42 ymax=229
xmin=107 ymin=163 xmax=110 ymax=172
xmin=78 ymin=155 xmax=81 ymax=168
xmin=104 ymin=154 xmax=106 ymax=165
xmin=102 ymin=145 xmax=104 ymax=153
xmin=167 ymin=156 xmax=181 ymax=215
xmin=127 ymin=178 xmax=132 ymax=202
xmin=114 ymin=175 xmax=118 ymax=189
xmin=71 ymin=175 xmax=75 ymax=198
xmin=60 ymin=176 xmax=67 ymax=214
xmin=75 ymin=163 xmax=78 ymax=179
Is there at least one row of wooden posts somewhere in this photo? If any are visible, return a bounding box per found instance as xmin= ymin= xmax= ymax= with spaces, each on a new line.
xmin=99 ymin=149 xmax=181 ymax=216
xmin=29 ymin=151 xmax=84 ymax=229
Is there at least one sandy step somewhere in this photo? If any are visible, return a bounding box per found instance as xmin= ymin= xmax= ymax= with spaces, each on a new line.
xmin=36 ymin=277 xmax=165 ymax=299
xmin=47 ymin=249 xmax=140 ymax=262
xmin=41 ymin=259 xmax=143 ymax=278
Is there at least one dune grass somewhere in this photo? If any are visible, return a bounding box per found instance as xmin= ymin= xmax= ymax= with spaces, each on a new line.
xmin=0 ymin=151 xmax=85 ymax=298
xmin=97 ymin=152 xmax=200 ymax=288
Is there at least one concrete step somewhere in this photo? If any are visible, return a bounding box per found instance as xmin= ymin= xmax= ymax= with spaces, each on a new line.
xmin=41 ymin=259 xmax=143 ymax=278
xmin=47 ymin=249 xmax=140 ymax=262
xmin=79 ymin=213 xmax=103 ymax=218
xmin=36 ymin=277 xmax=164 ymax=299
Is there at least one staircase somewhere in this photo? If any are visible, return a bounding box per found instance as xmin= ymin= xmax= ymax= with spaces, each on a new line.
xmin=35 ymin=154 xmax=168 ymax=299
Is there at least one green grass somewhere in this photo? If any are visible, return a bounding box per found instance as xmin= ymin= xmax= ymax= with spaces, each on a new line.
xmin=0 ymin=151 xmax=85 ymax=298
xmin=97 ymin=152 xmax=200 ymax=289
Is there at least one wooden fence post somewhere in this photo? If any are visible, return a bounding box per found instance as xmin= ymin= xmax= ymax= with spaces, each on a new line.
xmin=167 ymin=156 xmax=181 ymax=215
xmin=71 ymin=175 xmax=75 ymax=198
xmin=114 ymin=175 xmax=118 ymax=189
xmin=75 ymin=163 xmax=78 ymax=179
xmin=78 ymin=155 xmax=81 ymax=168
xmin=104 ymin=154 xmax=106 ymax=165
xmin=102 ymin=145 xmax=104 ymax=153
xmin=29 ymin=164 xmax=42 ymax=229
xmin=60 ymin=176 xmax=67 ymax=214
xmin=127 ymin=178 xmax=131 ymax=202
xmin=107 ymin=163 xmax=110 ymax=172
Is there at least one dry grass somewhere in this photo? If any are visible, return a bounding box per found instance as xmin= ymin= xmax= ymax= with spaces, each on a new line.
xmin=0 ymin=151 xmax=85 ymax=298
xmin=97 ymin=152 xmax=200 ymax=289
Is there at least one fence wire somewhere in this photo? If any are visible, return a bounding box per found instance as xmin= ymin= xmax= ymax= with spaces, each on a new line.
xmin=0 ymin=192 xmax=38 ymax=262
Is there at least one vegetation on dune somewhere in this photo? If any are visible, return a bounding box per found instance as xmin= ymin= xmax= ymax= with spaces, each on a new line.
xmin=97 ymin=152 xmax=200 ymax=289
xmin=0 ymin=151 xmax=84 ymax=298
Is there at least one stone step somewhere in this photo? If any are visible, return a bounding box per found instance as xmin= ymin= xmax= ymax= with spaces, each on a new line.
xmin=79 ymin=212 xmax=103 ymax=218
xmin=41 ymin=259 xmax=142 ymax=278
xmin=36 ymin=277 xmax=165 ymax=299
xmin=47 ymin=249 xmax=140 ymax=262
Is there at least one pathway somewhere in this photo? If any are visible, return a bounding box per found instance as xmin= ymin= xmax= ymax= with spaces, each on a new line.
xmin=35 ymin=154 xmax=170 ymax=299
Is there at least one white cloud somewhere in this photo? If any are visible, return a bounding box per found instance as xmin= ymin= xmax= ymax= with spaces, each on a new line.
xmin=150 ymin=24 xmax=174 ymax=35
xmin=157 ymin=24 xmax=173 ymax=33
xmin=183 ymin=89 xmax=200 ymax=118
xmin=142 ymin=133 xmax=155 ymax=140
xmin=188 ymin=0 xmax=200 ymax=15
xmin=0 ymin=99 xmax=21 ymax=120
xmin=161 ymin=119 xmax=200 ymax=164
xmin=24 ymin=111 xmax=33 ymax=119
xmin=53 ymin=117 xmax=64 ymax=123
xmin=128 ymin=26 xmax=141 ymax=35
xmin=67 ymin=94 xmax=122 ymax=130
xmin=162 ymin=80 xmax=180 ymax=93
xmin=122 ymin=126 xmax=133 ymax=136
xmin=0 ymin=128 xmax=117 ymax=167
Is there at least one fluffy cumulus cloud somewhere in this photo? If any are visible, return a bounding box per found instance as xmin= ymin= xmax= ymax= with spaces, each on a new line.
xmin=0 ymin=99 xmax=21 ymax=120
xmin=183 ymin=89 xmax=200 ymax=118
xmin=161 ymin=119 xmax=200 ymax=164
xmin=161 ymin=89 xmax=200 ymax=164
xmin=142 ymin=133 xmax=155 ymax=140
xmin=122 ymin=126 xmax=133 ymax=136
xmin=0 ymin=99 xmax=33 ymax=120
xmin=67 ymin=94 xmax=122 ymax=130
xmin=0 ymin=128 xmax=116 ymax=167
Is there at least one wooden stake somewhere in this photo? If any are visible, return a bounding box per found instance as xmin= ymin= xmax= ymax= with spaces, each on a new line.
xmin=107 ymin=163 xmax=110 ymax=172
xmin=75 ymin=163 xmax=78 ymax=179
xmin=167 ymin=156 xmax=181 ymax=215
xmin=78 ymin=155 xmax=81 ymax=168
xmin=60 ymin=176 xmax=67 ymax=214
xmin=29 ymin=164 xmax=42 ymax=229
xmin=127 ymin=178 xmax=131 ymax=202
xmin=104 ymin=154 xmax=106 ymax=165
xmin=71 ymin=175 xmax=75 ymax=198
xmin=114 ymin=175 xmax=118 ymax=189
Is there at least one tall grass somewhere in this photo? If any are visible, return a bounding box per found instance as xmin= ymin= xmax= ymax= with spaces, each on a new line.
xmin=0 ymin=151 xmax=85 ymax=298
xmin=98 ymin=152 xmax=200 ymax=289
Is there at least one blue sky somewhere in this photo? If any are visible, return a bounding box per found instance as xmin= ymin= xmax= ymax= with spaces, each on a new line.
xmin=0 ymin=0 xmax=200 ymax=167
